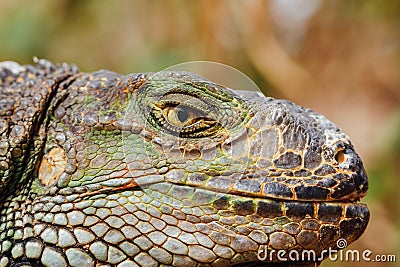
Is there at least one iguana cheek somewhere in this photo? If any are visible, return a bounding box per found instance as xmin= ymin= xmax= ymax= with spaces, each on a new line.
xmin=38 ymin=146 xmax=67 ymax=187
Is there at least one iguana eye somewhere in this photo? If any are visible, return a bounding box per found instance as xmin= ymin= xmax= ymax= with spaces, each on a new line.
xmin=150 ymin=102 xmax=222 ymax=138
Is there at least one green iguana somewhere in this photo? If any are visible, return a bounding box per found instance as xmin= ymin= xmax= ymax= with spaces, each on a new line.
xmin=0 ymin=59 xmax=369 ymax=267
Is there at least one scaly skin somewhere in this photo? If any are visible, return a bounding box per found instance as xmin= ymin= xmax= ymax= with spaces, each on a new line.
xmin=0 ymin=59 xmax=369 ymax=267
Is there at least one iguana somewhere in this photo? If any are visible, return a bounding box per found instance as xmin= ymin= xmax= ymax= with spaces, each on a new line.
xmin=0 ymin=59 xmax=369 ymax=266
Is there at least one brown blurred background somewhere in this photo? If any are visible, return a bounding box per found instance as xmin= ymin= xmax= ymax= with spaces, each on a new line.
xmin=0 ymin=0 xmax=398 ymax=266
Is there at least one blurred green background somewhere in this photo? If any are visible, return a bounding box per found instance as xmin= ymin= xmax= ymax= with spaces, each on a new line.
xmin=0 ymin=0 xmax=399 ymax=266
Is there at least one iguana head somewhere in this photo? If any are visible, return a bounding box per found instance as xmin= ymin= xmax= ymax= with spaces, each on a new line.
xmin=0 ymin=61 xmax=369 ymax=266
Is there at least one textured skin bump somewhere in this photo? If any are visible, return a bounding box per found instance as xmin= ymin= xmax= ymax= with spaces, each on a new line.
xmin=0 ymin=60 xmax=369 ymax=266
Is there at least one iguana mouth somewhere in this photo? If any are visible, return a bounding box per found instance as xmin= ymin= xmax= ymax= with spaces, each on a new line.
xmin=75 ymin=173 xmax=369 ymax=219
xmin=75 ymin=165 xmax=368 ymax=206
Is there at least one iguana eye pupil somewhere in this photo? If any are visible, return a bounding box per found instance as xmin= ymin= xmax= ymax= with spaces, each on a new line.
xmin=177 ymin=108 xmax=189 ymax=123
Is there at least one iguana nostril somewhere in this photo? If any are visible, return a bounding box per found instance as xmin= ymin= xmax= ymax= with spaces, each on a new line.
xmin=335 ymin=149 xmax=346 ymax=164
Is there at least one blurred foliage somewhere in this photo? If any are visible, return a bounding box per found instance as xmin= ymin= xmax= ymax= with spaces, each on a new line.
xmin=0 ymin=0 xmax=399 ymax=266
